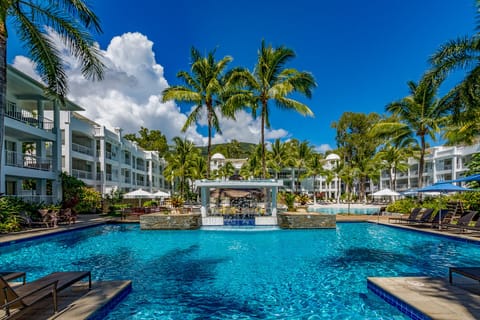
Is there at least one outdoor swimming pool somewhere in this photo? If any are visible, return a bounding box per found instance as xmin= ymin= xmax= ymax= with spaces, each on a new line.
xmin=308 ymin=206 xmax=380 ymax=215
xmin=1 ymin=223 xmax=480 ymax=319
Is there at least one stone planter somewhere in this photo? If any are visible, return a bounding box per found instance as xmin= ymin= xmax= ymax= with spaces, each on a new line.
xmin=277 ymin=212 xmax=336 ymax=229
xmin=140 ymin=213 xmax=202 ymax=230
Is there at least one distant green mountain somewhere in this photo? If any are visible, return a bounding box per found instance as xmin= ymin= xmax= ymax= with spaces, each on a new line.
xmin=197 ymin=142 xmax=256 ymax=158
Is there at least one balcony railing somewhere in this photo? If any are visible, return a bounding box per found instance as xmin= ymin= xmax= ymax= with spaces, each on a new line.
xmin=5 ymin=102 xmax=54 ymax=131
xmin=5 ymin=150 xmax=52 ymax=171
xmin=72 ymin=143 xmax=94 ymax=156
xmin=6 ymin=195 xmax=55 ymax=205
xmin=72 ymin=169 xmax=93 ymax=180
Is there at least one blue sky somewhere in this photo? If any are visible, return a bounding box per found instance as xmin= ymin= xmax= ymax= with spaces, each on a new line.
xmin=6 ymin=0 xmax=477 ymax=151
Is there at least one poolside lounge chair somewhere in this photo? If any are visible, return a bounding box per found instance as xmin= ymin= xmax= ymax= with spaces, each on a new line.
xmin=0 ymin=272 xmax=26 ymax=285
xmin=406 ymin=208 xmax=435 ymax=225
xmin=0 ymin=271 xmax=91 ymax=318
xmin=388 ymin=207 xmax=422 ymax=224
xmin=442 ymin=210 xmax=478 ymax=232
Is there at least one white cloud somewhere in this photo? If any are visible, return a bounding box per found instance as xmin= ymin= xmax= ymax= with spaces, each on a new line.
xmin=12 ymin=31 xmax=290 ymax=146
xmin=315 ymin=144 xmax=332 ymax=153
xmin=12 ymin=56 xmax=42 ymax=83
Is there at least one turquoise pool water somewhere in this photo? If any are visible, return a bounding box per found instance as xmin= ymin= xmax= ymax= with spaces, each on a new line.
xmin=308 ymin=206 xmax=380 ymax=214
xmin=2 ymin=223 xmax=480 ymax=319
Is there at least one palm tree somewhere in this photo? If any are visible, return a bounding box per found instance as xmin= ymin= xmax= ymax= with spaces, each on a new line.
xmin=164 ymin=137 xmax=199 ymax=198
xmin=430 ymin=1 xmax=480 ymax=143
xmin=231 ymin=40 xmax=316 ymax=178
xmin=0 ymin=0 xmax=104 ymax=187
xmin=162 ymin=48 xmax=234 ymax=179
xmin=374 ymin=140 xmax=417 ymax=191
xmin=307 ymin=153 xmax=328 ymax=204
xmin=240 ymin=144 xmax=263 ymax=179
xmin=291 ymin=139 xmax=313 ymax=193
xmin=267 ymin=139 xmax=290 ymax=179
xmin=375 ymin=74 xmax=449 ymax=188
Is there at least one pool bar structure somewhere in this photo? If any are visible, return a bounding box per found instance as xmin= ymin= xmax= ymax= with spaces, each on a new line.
xmin=195 ymin=179 xmax=283 ymax=226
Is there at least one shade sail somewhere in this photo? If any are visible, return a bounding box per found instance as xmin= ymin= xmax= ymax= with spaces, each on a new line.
xmin=447 ymin=174 xmax=480 ymax=183
xmin=415 ymin=183 xmax=471 ymax=193
xmin=371 ymin=188 xmax=401 ymax=197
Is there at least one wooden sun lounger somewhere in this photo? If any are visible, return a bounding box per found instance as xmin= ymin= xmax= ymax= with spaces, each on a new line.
xmin=0 ymin=272 xmax=26 ymax=284
xmin=1 ymin=271 xmax=91 ymax=318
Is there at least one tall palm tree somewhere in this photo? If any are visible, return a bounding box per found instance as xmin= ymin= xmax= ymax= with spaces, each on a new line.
xmin=267 ymin=139 xmax=290 ymax=179
xmin=231 ymin=40 xmax=316 ymax=178
xmin=375 ymin=74 xmax=449 ymax=188
xmin=0 ymin=0 xmax=104 ymax=188
xmin=162 ymin=48 xmax=233 ymax=179
xmin=430 ymin=0 xmax=480 ymax=143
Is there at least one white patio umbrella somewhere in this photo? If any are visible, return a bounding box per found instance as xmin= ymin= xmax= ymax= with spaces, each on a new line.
xmin=371 ymin=188 xmax=401 ymax=197
xmin=123 ymin=188 xmax=153 ymax=206
xmin=153 ymin=190 xmax=171 ymax=198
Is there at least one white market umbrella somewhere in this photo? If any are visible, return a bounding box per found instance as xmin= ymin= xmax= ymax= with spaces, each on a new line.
xmin=123 ymin=188 xmax=153 ymax=206
xmin=153 ymin=190 xmax=171 ymax=198
xmin=372 ymin=188 xmax=401 ymax=197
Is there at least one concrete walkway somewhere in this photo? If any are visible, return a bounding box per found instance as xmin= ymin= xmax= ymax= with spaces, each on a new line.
xmin=369 ymin=276 xmax=480 ymax=320
xmin=0 ymin=214 xmax=113 ymax=245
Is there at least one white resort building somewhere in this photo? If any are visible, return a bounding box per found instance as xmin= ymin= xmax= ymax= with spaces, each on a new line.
xmin=378 ymin=144 xmax=480 ymax=192
xmin=1 ymin=66 xmax=168 ymax=204
xmin=58 ymin=111 xmax=168 ymax=196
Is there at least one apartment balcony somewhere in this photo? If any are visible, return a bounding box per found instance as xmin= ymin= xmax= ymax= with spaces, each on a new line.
xmin=5 ymin=151 xmax=52 ymax=171
xmin=7 ymin=195 xmax=55 ymax=205
xmin=72 ymin=143 xmax=94 ymax=156
xmin=136 ymin=164 xmax=145 ymax=171
xmin=124 ymin=177 xmax=132 ymax=184
xmin=72 ymin=169 xmax=93 ymax=180
xmin=5 ymin=103 xmax=54 ymax=132
xmin=105 ymin=151 xmax=118 ymax=160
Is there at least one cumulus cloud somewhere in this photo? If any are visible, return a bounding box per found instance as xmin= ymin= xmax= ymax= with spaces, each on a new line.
xmin=12 ymin=31 xmax=290 ymax=145
xmin=12 ymin=56 xmax=43 ymax=83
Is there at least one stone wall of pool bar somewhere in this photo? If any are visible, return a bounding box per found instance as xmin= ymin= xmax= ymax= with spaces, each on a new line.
xmin=277 ymin=213 xmax=336 ymax=229
xmin=140 ymin=213 xmax=202 ymax=230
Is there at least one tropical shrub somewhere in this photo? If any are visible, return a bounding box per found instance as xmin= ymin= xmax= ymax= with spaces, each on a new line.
xmin=281 ymin=192 xmax=297 ymax=211
xmin=75 ymin=187 xmax=102 ymax=213
xmin=386 ymin=198 xmax=417 ymax=214
xmin=0 ymin=197 xmax=23 ymax=232
xmin=143 ymin=200 xmax=158 ymax=207
xmin=171 ymin=195 xmax=184 ymax=208
xmin=296 ymin=194 xmax=310 ymax=206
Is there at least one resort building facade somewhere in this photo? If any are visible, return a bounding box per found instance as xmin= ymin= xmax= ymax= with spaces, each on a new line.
xmin=378 ymin=144 xmax=480 ymax=192
xmin=58 ymin=111 xmax=169 ymax=196
xmin=1 ymin=66 xmax=81 ymax=203
xmin=1 ymin=66 xmax=168 ymax=204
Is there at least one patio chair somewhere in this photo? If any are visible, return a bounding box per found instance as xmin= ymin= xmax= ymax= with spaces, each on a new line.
xmin=442 ymin=210 xmax=478 ymax=233
xmin=388 ymin=207 xmax=422 ymax=224
xmin=57 ymin=208 xmax=77 ymax=225
xmin=406 ymin=208 xmax=435 ymax=225
xmin=0 ymin=271 xmax=91 ymax=318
